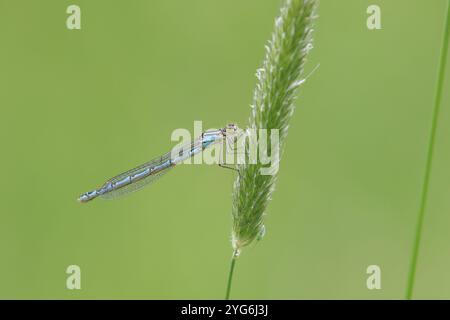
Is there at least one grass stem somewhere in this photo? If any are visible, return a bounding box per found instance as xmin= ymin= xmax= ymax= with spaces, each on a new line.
xmin=225 ymin=250 xmax=239 ymax=300
xmin=406 ymin=0 xmax=450 ymax=300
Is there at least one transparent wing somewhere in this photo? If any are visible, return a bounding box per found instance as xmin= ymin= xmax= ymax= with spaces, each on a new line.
xmin=107 ymin=152 xmax=172 ymax=186
xmin=100 ymin=165 xmax=172 ymax=200
xmin=98 ymin=137 xmax=203 ymax=200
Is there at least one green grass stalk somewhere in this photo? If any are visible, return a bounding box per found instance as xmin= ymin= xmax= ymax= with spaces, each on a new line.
xmin=406 ymin=0 xmax=450 ymax=300
xmin=225 ymin=250 xmax=239 ymax=300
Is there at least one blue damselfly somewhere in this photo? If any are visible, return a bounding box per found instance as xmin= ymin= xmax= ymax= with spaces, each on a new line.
xmin=78 ymin=124 xmax=242 ymax=203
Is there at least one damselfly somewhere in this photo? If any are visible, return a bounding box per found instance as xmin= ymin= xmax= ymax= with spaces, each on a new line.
xmin=78 ymin=124 xmax=242 ymax=203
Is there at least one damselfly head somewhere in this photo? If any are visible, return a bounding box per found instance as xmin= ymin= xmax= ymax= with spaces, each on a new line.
xmin=225 ymin=123 xmax=238 ymax=132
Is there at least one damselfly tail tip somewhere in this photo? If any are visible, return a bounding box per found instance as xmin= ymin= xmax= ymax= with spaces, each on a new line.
xmin=78 ymin=190 xmax=98 ymax=203
xmin=77 ymin=194 xmax=89 ymax=203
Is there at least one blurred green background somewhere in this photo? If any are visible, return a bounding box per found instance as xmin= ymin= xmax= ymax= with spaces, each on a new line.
xmin=0 ymin=0 xmax=449 ymax=299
